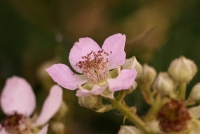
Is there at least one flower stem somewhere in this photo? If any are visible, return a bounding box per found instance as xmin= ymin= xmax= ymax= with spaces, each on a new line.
xmin=140 ymin=85 xmax=154 ymax=105
xmin=178 ymin=83 xmax=186 ymax=100
xmin=109 ymin=99 xmax=154 ymax=134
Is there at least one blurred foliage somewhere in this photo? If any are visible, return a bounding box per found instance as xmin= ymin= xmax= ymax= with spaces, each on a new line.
xmin=1 ymin=0 xmax=200 ymax=133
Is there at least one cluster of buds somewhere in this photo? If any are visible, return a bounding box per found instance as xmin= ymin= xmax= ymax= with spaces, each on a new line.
xmin=118 ymin=56 xmax=199 ymax=134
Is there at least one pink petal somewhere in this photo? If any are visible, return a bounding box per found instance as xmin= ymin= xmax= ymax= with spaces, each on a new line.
xmin=107 ymin=69 xmax=137 ymax=92
xmin=0 ymin=125 xmax=8 ymax=134
xmin=76 ymin=84 xmax=108 ymax=97
xmin=102 ymin=33 xmax=126 ymax=69
xmin=69 ymin=37 xmax=101 ymax=73
xmin=46 ymin=64 xmax=87 ymax=90
xmin=0 ymin=76 xmax=36 ymax=116
xmin=0 ymin=130 xmax=8 ymax=134
xmin=35 ymin=85 xmax=63 ymax=126
xmin=37 ymin=124 xmax=48 ymax=134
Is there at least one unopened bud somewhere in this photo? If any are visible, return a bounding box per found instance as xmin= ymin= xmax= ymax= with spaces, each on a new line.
xmin=118 ymin=126 xmax=141 ymax=134
xmin=51 ymin=122 xmax=65 ymax=134
xmin=168 ymin=56 xmax=197 ymax=83
xmin=54 ymin=101 xmax=68 ymax=120
xmin=138 ymin=64 xmax=157 ymax=85
xmin=188 ymin=83 xmax=200 ymax=102
xmin=146 ymin=120 xmax=161 ymax=133
xmin=122 ymin=56 xmax=142 ymax=77
xmin=78 ymin=95 xmax=103 ymax=110
xmin=153 ymin=72 xmax=175 ymax=96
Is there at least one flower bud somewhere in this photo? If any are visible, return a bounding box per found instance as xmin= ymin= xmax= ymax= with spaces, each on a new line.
xmin=153 ymin=72 xmax=175 ymax=96
xmin=122 ymin=56 xmax=142 ymax=77
xmin=146 ymin=120 xmax=161 ymax=133
xmin=188 ymin=83 xmax=200 ymax=102
xmin=54 ymin=101 xmax=68 ymax=120
xmin=51 ymin=122 xmax=65 ymax=134
xmin=78 ymin=95 xmax=103 ymax=110
xmin=118 ymin=126 xmax=141 ymax=134
xmin=138 ymin=64 xmax=157 ymax=85
xmin=168 ymin=56 xmax=197 ymax=83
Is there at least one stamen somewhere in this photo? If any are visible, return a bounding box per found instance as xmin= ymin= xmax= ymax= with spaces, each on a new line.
xmin=0 ymin=112 xmax=32 ymax=134
xmin=76 ymin=49 xmax=111 ymax=83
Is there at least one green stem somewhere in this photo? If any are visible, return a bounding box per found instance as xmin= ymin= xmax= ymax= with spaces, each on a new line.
xmin=178 ymin=83 xmax=187 ymax=100
xmin=144 ymin=94 xmax=161 ymax=121
xmin=140 ymin=85 xmax=154 ymax=105
xmin=109 ymin=99 xmax=154 ymax=134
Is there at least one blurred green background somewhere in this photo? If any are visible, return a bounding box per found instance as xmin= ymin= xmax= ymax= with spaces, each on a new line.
xmin=1 ymin=0 xmax=200 ymax=133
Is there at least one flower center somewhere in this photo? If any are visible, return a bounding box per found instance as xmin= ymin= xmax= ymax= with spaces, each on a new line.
xmin=76 ymin=49 xmax=112 ymax=84
xmin=0 ymin=112 xmax=33 ymax=134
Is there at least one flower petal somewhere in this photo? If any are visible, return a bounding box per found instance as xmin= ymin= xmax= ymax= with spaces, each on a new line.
xmin=35 ymin=85 xmax=63 ymax=126
xmin=0 ymin=76 xmax=36 ymax=116
xmin=0 ymin=130 xmax=8 ymax=134
xmin=107 ymin=69 xmax=137 ymax=92
xmin=102 ymin=33 xmax=126 ymax=69
xmin=69 ymin=37 xmax=101 ymax=73
xmin=189 ymin=105 xmax=200 ymax=119
xmin=0 ymin=125 xmax=8 ymax=134
xmin=76 ymin=84 xmax=108 ymax=97
xmin=37 ymin=124 xmax=48 ymax=134
xmin=46 ymin=64 xmax=87 ymax=90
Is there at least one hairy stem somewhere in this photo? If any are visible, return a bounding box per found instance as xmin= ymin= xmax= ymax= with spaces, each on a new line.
xmin=109 ymin=99 xmax=154 ymax=134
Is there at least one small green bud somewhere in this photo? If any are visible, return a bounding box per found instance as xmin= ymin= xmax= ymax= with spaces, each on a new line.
xmin=146 ymin=120 xmax=161 ymax=134
xmin=78 ymin=95 xmax=103 ymax=110
xmin=168 ymin=56 xmax=197 ymax=83
xmin=122 ymin=56 xmax=142 ymax=77
xmin=51 ymin=122 xmax=65 ymax=134
xmin=118 ymin=126 xmax=141 ymax=134
xmin=54 ymin=101 xmax=68 ymax=120
xmin=188 ymin=83 xmax=200 ymax=102
xmin=153 ymin=72 xmax=175 ymax=96
xmin=138 ymin=64 xmax=157 ymax=85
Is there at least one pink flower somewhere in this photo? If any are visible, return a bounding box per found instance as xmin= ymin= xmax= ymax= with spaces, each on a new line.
xmin=46 ymin=33 xmax=137 ymax=97
xmin=0 ymin=76 xmax=63 ymax=134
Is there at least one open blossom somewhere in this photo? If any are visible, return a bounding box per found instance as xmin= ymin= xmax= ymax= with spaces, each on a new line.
xmin=46 ymin=33 xmax=137 ymax=97
xmin=0 ymin=76 xmax=63 ymax=134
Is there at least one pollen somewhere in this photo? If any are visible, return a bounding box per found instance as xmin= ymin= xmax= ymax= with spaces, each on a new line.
xmin=76 ymin=49 xmax=111 ymax=84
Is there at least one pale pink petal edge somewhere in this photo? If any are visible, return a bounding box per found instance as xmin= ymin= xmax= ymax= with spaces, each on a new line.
xmin=69 ymin=37 xmax=101 ymax=73
xmin=107 ymin=69 xmax=137 ymax=92
xmin=102 ymin=33 xmax=126 ymax=69
xmin=35 ymin=85 xmax=63 ymax=126
xmin=46 ymin=64 xmax=87 ymax=90
xmin=76 ymin=84 xmax=108 ymax=97
xmin=0 ymin=76 xmax=36 ymax=116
